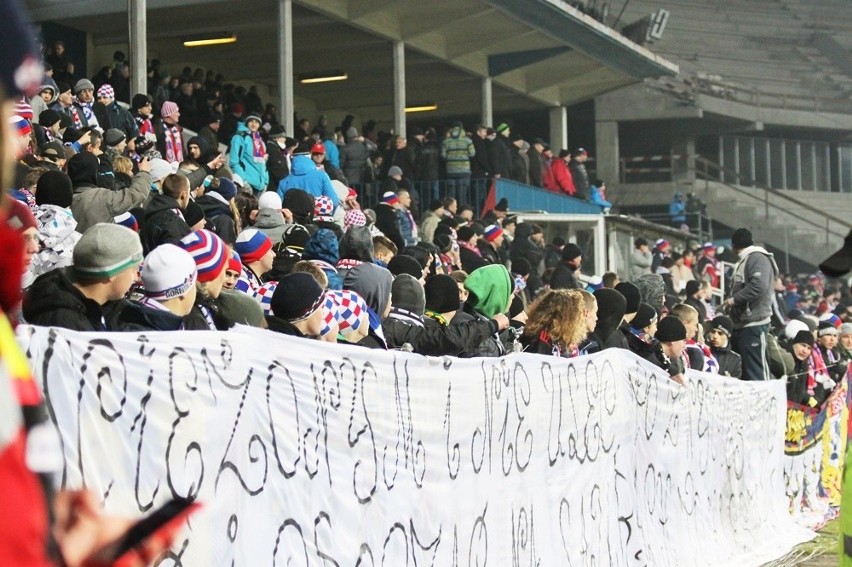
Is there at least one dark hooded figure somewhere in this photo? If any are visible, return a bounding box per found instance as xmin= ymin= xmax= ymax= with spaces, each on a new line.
xmin=343 ymin=263 xmax=393 ymax=349
xmin=282 ymin=188 xmax=316 ymax=227
xmin=303 ymin=228 xmax=342 ymax=289
xmin=509 ymin=222 xmax=544 ymax=293
xmin=337 ymin=225 xmax=375 ymax=280
xmin=585 ymin=288 xmax=627 ymax=353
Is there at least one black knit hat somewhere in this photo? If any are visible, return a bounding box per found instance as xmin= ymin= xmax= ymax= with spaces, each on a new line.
xmin=615 ymin=281 xmax=641 ymax=314
xmin=66 ymin=152 xmax=99 ymax=186
xmin=512 ymin=257 xmax=531 ymax=277
xmin=183 ymin=200 xmax=205 ymax=228
xmin=392 ymin=274 xmax=426 ymax=315
xmin=132 ymin=93 xmax=153 ymax=110
xmin=424 ymin=274 xmax=461 ymax=313
xmin=39 ymin=109 xmax=62 ymax=128
xmin=388 ymin=254 xmax=422 ymax=279
xmin=35 ymin=170 xmax=73 ymax=208
xmin=656 ymin=316 xmax=687 ymax=342
xmin=562 ymin=243 xmax=582 ymax=261
xmin=281 ymin=224 xmax=311 ymax=249
xmin=685 ymin=280 xmax=701 ymax=297
xmin=494 ymin=198 xmax=509 ymax=212
xmin=434 ymin=233 xmax=453 ymax=254
xmin=457 ymin=226 xmax=476 ymax=242
xmin=731 ymin=228 xmax=753 ymax=250
xmin=282 ymin=189 xmax=316 ymax=220
xmin=792 ymin=330 xmax=814 ymax=346
xmin=270 ymin=272 xmax=324 ymax=321
xmin=631 ymin=303 xmax=658 ymax=330
xmin=710 ymin=315 xmax=733 ymax=337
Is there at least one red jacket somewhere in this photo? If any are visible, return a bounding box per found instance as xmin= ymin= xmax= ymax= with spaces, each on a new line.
xmin=549 ymin=158 xmax=576 ymax=196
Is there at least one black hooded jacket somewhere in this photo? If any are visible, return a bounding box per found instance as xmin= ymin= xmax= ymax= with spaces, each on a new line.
xmin=23 ymin=269 xmax=134 ymax=331
xmin=585 ymin=289 xmax=627 ymax=353
xmin=139 ymin=192 xmax=191 ymax=254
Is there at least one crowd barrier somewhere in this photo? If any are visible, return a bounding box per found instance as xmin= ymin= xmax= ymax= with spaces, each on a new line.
xmin=18 ymin=325 xmax=816 ymax=566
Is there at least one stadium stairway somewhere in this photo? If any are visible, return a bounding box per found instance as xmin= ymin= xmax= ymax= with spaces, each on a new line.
xmin=612 ymin=178 xmax=850 ymax=272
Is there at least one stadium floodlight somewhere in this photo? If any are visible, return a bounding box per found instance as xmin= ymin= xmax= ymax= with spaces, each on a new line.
xmin=183 ymin=33 xmax=237 ymax=48
xmin=299 ymin=71 xmax=349 ymax=84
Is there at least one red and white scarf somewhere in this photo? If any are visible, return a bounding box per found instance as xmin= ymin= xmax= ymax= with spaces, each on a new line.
xmin=163 ymin=124 xmax=183 ymax=163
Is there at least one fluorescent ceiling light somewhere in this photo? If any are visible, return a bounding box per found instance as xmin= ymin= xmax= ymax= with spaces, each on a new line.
xmin=183 ymin=34 xmax=237 ymax=47
xmin=299 ymin=72 xmax=348 ymax=84
xmin=405 ymin=104 xmax=438 ymax=113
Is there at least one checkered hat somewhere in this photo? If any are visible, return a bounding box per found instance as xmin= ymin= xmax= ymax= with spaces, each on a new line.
xmin=321 ymin=289 xmax=367 ymax=337
xmin=343 ymin=209 xmax=366 ymax=231
xmin=97 ymin=84 xmax=114 ymax=100
xmin=314 ymin=195 xmax=334 ymax=217
xmin=177 ymin=229 xmax=228 ymax=282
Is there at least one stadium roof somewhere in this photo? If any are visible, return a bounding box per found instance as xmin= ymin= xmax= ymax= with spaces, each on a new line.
xmin=25 ymin=0 xmax=678 ymax=119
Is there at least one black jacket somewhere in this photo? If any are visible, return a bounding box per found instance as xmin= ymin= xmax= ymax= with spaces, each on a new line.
xmin=711 ymin=343 xmax=742 ymax=378
xmin=266 ymin=314 xmax=311 ymax=338
xmin=550 ymin=262 xmax=581 ymax=290
xmin=266 ymin=142 xmax=289 ymax=191
xmin=22 ymin=269 xmax=132 ymax=332
xmin=459 ymin=246 xmax=489 ymax=274
xmin=568 ymin=161 xmax=590 ymax=200
xmin=139 ymin=193 xmax=191 ymax=255
xmin=527 ymin=147 xmax=545 ymax=187
xmin=196 ymin=194 xmax=237 ymax=244
xmin=471 ymin=136 xmax=491 ymax=178
xmin=375 ymin=203 xmax=405 ymax=251
xmin=118 ymin=302 xmax=185 ymax=331
xmin=605 ymin=324 xmax=631 ymax=350
xmin=489 ymin=136 xmax=512 ymax=177
xmin=382 ymin=310 xmax=497 ymax=356
xmin=415 ymin=141 xmax=441 ymax=182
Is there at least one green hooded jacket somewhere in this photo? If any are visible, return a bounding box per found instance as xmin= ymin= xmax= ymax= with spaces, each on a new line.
xmin=464 ymin=264 xmax=512 ymax=319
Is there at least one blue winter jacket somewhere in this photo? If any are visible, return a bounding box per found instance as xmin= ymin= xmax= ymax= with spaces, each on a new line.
xmin=323 ymin=139 xmax=340 ymax=169
xmin=303 ymin=228 xmax=343 ymax=290
xmin=229 ymin=121 xmax=270 ymax=193
xmin=277 ymin=155 xmax=339 ymax=207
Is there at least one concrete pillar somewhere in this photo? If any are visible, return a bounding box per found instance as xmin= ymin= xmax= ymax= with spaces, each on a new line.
xmin=671 ymin=136 xmax=696 ymax=185
xmin=278 ymin=0 xmax=294 ymax=137
xmin=548 ymin=106 xmax=567 ymax=151
xmin=481 ymin=77 xmax=493 ymax=127
xmin=128 ymin=0 xmax=147 ymax=98
xmin=595 ymin=120 xmax=619 ymax=186
xmin=393 ymin=40 xmax=406 ymax=138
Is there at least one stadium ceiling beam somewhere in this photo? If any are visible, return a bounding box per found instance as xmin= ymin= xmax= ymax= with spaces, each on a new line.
xmin=483 ymin=0 xmax=678 ymax=80
xmin=347 ymin=0 xmax=397 ymax=21
xmin=24 ymin=0 xmax=231 ymax=21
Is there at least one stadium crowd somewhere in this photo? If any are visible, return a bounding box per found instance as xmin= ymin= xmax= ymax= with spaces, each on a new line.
xmin=0 ymin=4 xmax=851 ymax=564
xmin=6 ymin=35 xmax=851 ymax=389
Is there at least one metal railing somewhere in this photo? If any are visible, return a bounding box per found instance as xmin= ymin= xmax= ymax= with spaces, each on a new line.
xmin=352 ymin=178 xmax=491 ymax=217
xmin=631 ymin=211 xmax=714 ymax=244
xmin=694 ymin=156 xmax=851 ymax=244
xmin=619 ymin=154 xmax=683 ymax=184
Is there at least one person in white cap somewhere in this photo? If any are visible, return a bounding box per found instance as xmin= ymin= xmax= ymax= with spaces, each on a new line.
xmin=133 ymin=244 xmax=198 ymax=329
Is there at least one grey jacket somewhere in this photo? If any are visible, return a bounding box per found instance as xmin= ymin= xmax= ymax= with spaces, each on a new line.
xmin=729 ymin=246 xmax=779 ymax=329
xmin=630 ymin=249 xmax=652 ymax=278
xmin=71 ymin=171 xmax=151 ymax=233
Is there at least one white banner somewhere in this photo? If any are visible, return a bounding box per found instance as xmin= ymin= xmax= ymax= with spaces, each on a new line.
xmin=18 ymin=325 xmax=812 ymax=566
